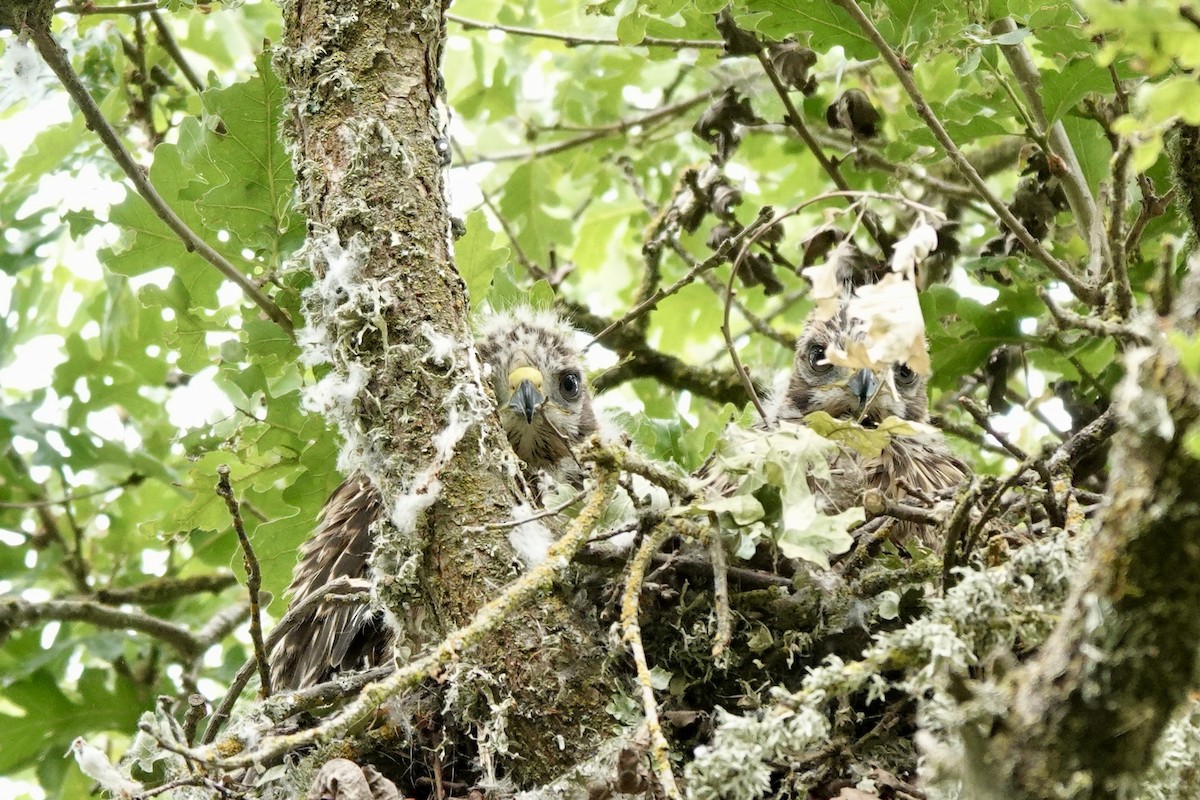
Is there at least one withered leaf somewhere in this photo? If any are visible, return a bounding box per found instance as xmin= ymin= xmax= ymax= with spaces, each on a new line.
xmin=769 ymin=42 xmax=818 ymax=95
xmin=826 ymin=88 xmax=881 ymax=140
xmin=693 ymin=87 xmax=763 ymax=162
xmin=715 ymin=8 xmax=760 ymax=56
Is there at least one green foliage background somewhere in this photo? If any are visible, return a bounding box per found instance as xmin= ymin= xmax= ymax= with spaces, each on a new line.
xmin=1 ymin=0 xmax=1197 ymax=796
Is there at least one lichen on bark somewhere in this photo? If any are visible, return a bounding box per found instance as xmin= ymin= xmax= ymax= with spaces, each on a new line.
xmin=276 ymin=0 xmax=616 ymax=787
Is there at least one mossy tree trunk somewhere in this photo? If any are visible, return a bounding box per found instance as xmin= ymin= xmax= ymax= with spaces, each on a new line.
xmin=277 ymin=0 xmax=614 ymax=786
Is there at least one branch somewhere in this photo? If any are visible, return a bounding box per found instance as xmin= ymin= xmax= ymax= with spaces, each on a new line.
xmin=215 ymin=465 xmax=271 ymax=698
xmin=991 ymin=17 xmax=1111 ymax=283
xmin=95 ymin=572 xmax=238 ymax=605
xmin=150 ymin=11 xmax=204 ymax=93
xmin=977 ymin=341 xmax=1200 ymax=798
xmin=55 ymin=2 xmax=158 ymax=13
xmin=755 ymin=50 xmax=890 ymax=253
xmin=199 ymin=578 xmax=369 ymax=744
xmin=457 ymin=89 xmax=720 ymax=165
xmin=27 ymin=25 xmax=295 ymax=334
xmin=1039 ymin=288 xmax=1152 ymax=345
xmin=0 ymin=597 xmax=203 ymax=657
xmin=621 ymin=523 xmax=684 ymax=800
xmin=564 ymin=300 xmax=751 ymax=407
xmin=263 ymin=665 xmax=394 ymax=721
xmin=1047 ymin=406 xmax=1118 ymax=475
xmin=829 ymin=0 xmax=1098 ymax=305
xmin=446 ymin=13 xmax=722 ymax=50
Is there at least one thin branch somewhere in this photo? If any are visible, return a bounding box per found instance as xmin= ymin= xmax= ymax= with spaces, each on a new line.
xmin=830 ymin=0 xmax=1098 ymax=305
xmin=150 ymin=11 xmax=204 ymax=93
xmin=0 ymin=596 xmax=203 ymax=657
xmin=446 ymin=13 xmax=722 ymax=50
xmin=28 ymin=25 xmax=295 ymax=334
xmin=263 ymin=666 xmax=394 ymax=721
xmin=707 ymin=531 xmax=732 ymax=661
xmin=0 ymin=472 xmax=143 ymax=509
xmin=95 ymin=572 xmax=238 ymax=605
xmin=1039 ymin=288 xmax=1152 ymax=345
xmin=960 ymin=397 xmax=1063 ymax=530
xmin=589 ymin=446 xmax=695 ymax=500
xmin=194 ymin=598 xmax=251 ymax=646
xmin=5 ymin=451 xmax=90 ymax=593
xmin=1109 ymin=142 xmax=1134 ymax=317
xmin=457 ymin=89 xmax=720 ymax=166
xmin=589 ymin=206 xmax=775 ymax=345
xmin=621 ymin=523 xmax=684 ymax=800
xmin=1047 ymin=406 xmax=1119 ymax=475
xmin=723 ymin=214 xmax=776 ymax=424
xmin=755 ymin=50 xmax=890 ymax=254
xmin=564 ymin=299 xmax=750 ymax=406
xmin=55 ymin=2 xmax=158 ymax=14
xmin=462 ymin=489 xmax=584 ymax=532
xmin=215 ymin=465 xmax=271 ymax=699
xmin=991 ymin=17 xmax=1111 ymax=283
xmin=198 ymin=454 xmax=621 ymax=769
xmin=861 ymin=489 xmax=944 ymax=527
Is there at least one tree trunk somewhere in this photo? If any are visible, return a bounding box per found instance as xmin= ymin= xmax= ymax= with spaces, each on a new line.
xmin=278 ymin=0 xmax=613 ymax=786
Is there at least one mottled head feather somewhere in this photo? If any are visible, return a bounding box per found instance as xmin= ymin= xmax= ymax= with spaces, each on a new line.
xmin=776 ymin=304 xmax=929 ymax=425
xmin=475 ymin=307 xmax=597 ymax=480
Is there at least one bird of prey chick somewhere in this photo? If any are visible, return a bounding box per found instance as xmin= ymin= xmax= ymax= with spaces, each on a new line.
xmin=270 ymin=308 xmax=596 ymax=691
xmin=476 ymin=307 xmax=598 ymax=485
xmin=774 ymin=305 xmax=969 ymax=551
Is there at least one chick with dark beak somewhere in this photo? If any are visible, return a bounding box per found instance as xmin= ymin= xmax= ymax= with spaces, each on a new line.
xmin=508 ymin=365 xmax=545 ymax=424
xmin=847 ymin=368 xmax=879 ymax=415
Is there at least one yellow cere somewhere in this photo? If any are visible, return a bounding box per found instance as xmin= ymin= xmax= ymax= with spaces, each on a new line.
xmin=508 ymin=366 xmax=544 ymax=391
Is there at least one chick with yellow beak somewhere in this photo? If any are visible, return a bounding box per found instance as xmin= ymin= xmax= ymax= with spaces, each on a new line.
xmin=477 ymin=309 xmax=597 ymax=484
xmin=508 ymin=365 xmax=546 ymax=424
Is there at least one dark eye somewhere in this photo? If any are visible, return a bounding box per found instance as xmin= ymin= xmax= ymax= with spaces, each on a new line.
xmin=558 ymin=371 xmax=581 ymax=400
xmin=807 ymin=343 xmax=832 ymax=373
xmin=894 ymin=363 xmax=916 ymax=385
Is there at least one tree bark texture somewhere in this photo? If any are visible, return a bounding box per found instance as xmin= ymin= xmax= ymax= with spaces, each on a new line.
xmin=968 ymin=285 xmax=1200 ymax=798
xmin=277 ymin=0 xmax=612 ymax=785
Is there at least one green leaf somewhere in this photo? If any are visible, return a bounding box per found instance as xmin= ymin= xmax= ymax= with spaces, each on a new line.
xmin=751 ymin=1 xmax=874 ymax=57
xmin=183 ymin=50 xmax=303 ymax=254
xmin=698 ymin=493 xmax=766 ymax=525
xmin=455 ymin=210 xmax=510 ymax=309
xmin=1041 ymin=57 xmax=1110 ymax=125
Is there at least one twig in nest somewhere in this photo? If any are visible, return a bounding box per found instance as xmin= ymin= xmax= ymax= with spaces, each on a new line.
xmin=462 ymin=489 xmax=584 ymax=532
xmin=263 ymin=666 xmax=394 ymax=721
xmin=621 ymin=523 xmax=684 ymax=800
xmin=960 ymin=398 xmax=1063 ymax=531
xmin=708 ymin=532 xmax=732 ymax=662
xmin=215 ymin=465 xmax=272 ymax=700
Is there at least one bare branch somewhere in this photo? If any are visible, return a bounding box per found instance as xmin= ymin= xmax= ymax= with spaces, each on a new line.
xmin=96 ymin=572 xmax=238 ymax=605
xmin=447 ymin=13 xmax=722 ymax=50
xmin=457 ymin=89 xmax=720 ymax=166
xmin=0 ymin=596 xmax=203 ymax=657
xmin=622 ymin=523 xmax=685 ymax=799
xmin=150 ymin=11 xmax=204 ymax=93
xmin=215 ymin=465 xmax=271 ymax=699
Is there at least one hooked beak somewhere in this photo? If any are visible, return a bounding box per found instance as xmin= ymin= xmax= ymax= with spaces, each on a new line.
xmin=847 ymin=368 xmax=879 ymax=411
xmin=507 ymin=366 xmax=545 ymax=424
